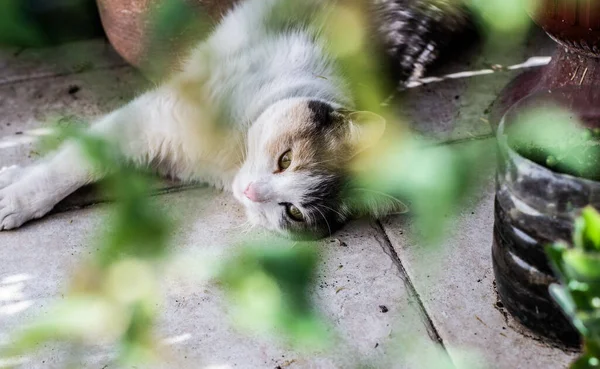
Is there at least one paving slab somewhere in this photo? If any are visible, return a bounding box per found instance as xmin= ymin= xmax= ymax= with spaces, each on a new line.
xmin=0 ymin=22 xmax=576 ymax=369
xmin=0 ymin=28 xmax=557 ymax=153
xmin=398 ymin=72 xmax=517 ymax=142
xmin=0 ymin=40 xmax=127 ymax=86
xmin=0 ymin=66 xmax=148 ymax=141
xmin=400 ymin=27 xmax=556 ymax=143
xmin=0 ymin=45 xmax=156 ymax=210
xmin=380 ymin=138 xmax=577 ymax=369
xmin=0 ymin=189 xmax=441 ymax=369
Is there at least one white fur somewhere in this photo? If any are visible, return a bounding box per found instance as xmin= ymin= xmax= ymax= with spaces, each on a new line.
xmin=0 ymin=0 xmax=352 ymax=232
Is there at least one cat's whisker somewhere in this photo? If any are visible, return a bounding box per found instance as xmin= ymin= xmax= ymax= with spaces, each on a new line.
xmin=233 ymin=130 xmax=246 ymax=164
xmin=309 ymin=158 xmax=338 ymax=166
xmin=240 ymin=224 xmax=250 ymax=234
xmin=239 ymin=123 xmax=249 ymax=162
xmin=352 ymin=188 xmax=409 ymax=216
xmin=354 ymin=188 xmax=405 ymax=206
xmin=319 ymin=204 xmax=345 ymax=220
xmin=244 ymin=222 xmax=255 ymax=234
xmin=240 ymin=131 xmax=248 ymax=161
xmin=313 ymin=206 xmax=332 ymax=238
xmin=237 ymin=219 xmax=256 ymax=235
xmin=231 ymin=220 xmax=251 ymax=230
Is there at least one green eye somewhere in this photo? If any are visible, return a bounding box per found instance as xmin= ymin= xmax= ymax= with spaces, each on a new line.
xmin=278 ymin=150 xmax=292 ymax=171
xmin=285 ymin=204 xmax=305 ymax=222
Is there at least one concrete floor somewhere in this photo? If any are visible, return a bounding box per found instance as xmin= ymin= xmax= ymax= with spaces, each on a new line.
xmin=0 ymin=32 xmax=579 ymax=369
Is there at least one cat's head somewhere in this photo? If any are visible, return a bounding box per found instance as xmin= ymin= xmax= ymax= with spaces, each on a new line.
xmin=232 ymin=97 xmax=407 ymax=239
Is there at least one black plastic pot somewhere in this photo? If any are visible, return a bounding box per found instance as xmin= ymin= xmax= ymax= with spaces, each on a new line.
xmin=493 ymin=87 xmax=600 ymax=348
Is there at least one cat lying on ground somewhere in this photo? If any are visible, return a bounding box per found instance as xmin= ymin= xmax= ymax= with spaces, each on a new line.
xmin=0 ymin=0 xmax=471 ymax=239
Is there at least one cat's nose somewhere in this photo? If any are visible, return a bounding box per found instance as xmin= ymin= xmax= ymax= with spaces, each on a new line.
xmin=244 ymin=182 xmax=264 ymax=203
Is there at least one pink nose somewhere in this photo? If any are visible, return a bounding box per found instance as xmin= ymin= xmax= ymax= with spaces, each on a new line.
xmin=244 ymin=182 xmax=263 ymax=202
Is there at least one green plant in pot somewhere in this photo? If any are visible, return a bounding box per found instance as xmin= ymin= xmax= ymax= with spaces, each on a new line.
xmin=548 ymin=206 xmax=600 ymax=368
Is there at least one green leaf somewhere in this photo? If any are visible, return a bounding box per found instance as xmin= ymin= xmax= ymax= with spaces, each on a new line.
xmin=582 ymin=207 xmax=600 ymax=251
xmin=546 ymin=242 xmax=569 ymax=280
xmin=576 ymin=216 xmax=588 ymax=251
xmin=571 ymin=353 xmax=600 ymax=369
xmin=550 ymin=284 xmax=577 ymax=317
xmin=6 ymin=296 xmax=126 ymax=357
xmin=563 ymin=250 xmax=600 ymax=282
xmin=0 ymin=0 xmax=44 ymax=47
xmin=576 ymin=309 xmax=600 ymax=338
xmin=220 ymin=242 xmax=330 ymax=349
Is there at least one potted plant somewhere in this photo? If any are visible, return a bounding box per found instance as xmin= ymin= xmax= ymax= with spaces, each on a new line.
xmin=491 ymin=0 xmax=600 ymax=347
xmin=493 ymin=85 xmax=600 ymax=347
xmin=548 ymin=206 xmax=600 ymax=368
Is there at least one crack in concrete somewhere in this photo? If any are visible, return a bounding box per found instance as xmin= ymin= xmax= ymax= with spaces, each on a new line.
xmin=0 ymin=64 xmax=130 ymax=87
xmin=48 ymin=183 xmax=203 ymax=215
xmin=371 ymin=221 xmax=447 ymax=349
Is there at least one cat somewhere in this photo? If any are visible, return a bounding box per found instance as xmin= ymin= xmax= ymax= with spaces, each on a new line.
xmin=0 ymin=0 xmax=471 ymax=239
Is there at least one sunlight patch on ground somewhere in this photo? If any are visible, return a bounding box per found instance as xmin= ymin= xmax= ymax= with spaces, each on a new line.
xmin=1 ymin=274 xmax=33 ymax=285
xmin=0 ymin=300 xmax=34 ymax=316
xmin=0 ymin=356 xmax=30 ymax=368
xmin=162 ymin=333 xmax=193 ymax=346
xmin=0 ymin=284 xmax=25 ymax=301
xmin=0 ymin=273 xmax=35 ymax=316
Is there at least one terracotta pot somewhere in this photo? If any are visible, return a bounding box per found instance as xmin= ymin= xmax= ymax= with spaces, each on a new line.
xmin=492 ymin=0 xmax=600 ymax=125
xmin=96 ymin=0 xmax=238 ymax=68
xmin=528 ymin=0 xmax=600 ymax=57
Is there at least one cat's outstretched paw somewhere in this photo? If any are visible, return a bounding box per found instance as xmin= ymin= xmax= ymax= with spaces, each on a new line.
xmin=0 ymin=166 xmax=38 ymax=230
xmin=0 ymin=189 xmax=26 ymax=230
xmin=0 ymin=184 xmax=53 ymax=231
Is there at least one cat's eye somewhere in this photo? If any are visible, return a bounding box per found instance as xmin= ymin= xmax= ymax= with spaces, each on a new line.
xmin=285 ymin=203 xmax=305 ymax=222
xmin=278 ymin=150 xmax=292 ymax=171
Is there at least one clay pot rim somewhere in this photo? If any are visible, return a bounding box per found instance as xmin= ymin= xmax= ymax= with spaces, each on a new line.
xmin=497 ymin=88 xmax=600 ymax=189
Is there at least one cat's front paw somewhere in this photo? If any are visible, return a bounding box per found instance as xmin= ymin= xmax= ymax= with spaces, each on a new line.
xmin=0 ymin=185 xmax=53 ymax=231
xmin=0 ymin=166 xmax=38 ymax=230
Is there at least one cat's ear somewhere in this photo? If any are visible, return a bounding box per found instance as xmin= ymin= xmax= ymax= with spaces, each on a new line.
xmin=341 ymin=110 xmax=386 ymax=156
xmin=341 ymin=188 xmax=409 ymax=219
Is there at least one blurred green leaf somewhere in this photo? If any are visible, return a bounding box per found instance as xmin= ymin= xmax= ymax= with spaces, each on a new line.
xmin=564 ymin=251 xmax=600 ymax=282
xmin=581 ymin=207 xmax=600 ymax=251
xmin=6 ymin=296 xmax=126 ymax=357
xmin=576 ymin=310 xmax=600 ymax=338
xmin=143 ymin=0 xmax=212 ymax=80
xmin=550 ymin=284 xmax=587 ymax=335
xmin=508 ymin=107 xmax=600 ymax=181
xmin=220 ymin=241 xmax=330 ymax=349
xmin=0 ymin=0 xmax=43 ymax=47
xmin=468 ymin=0 xmax=531 ymax=34
xmin=355 ymin=137 xmax=492 ymax=245
xmin=547 ymin=242 xmax=569 ymax=280
xmin=547 ymin=207 xmax=600 ymax=367
xmin=571 ymin=353 xmax=600 ymax=369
